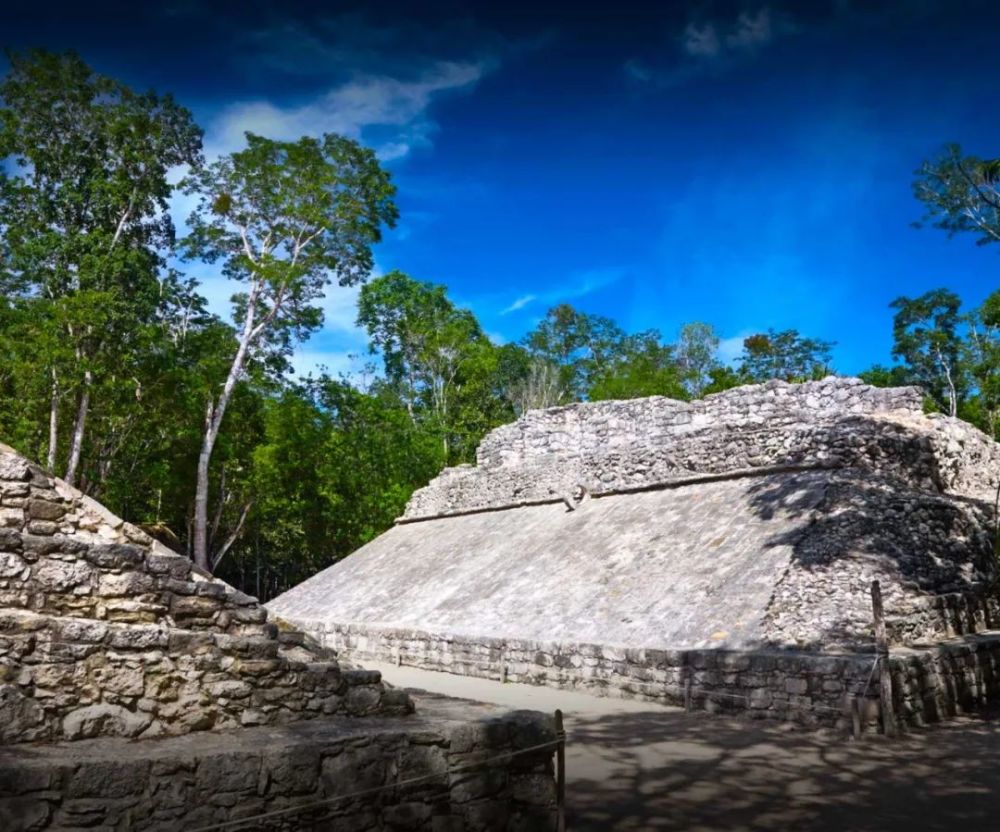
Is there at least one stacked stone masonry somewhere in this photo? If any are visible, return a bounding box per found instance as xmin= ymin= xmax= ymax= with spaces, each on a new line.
xmin=0 ymin=698 xmax=558 ymax=831
xmin=0 ymin=442 xmax=410 ymax=745
xmin=322 ymin=623 xmax=1000 ymax=732
xmin=407 ymin=378 xmax=999 ymax=519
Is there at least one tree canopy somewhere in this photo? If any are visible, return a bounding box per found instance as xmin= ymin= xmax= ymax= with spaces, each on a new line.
xmin=0 ymin=50 xmax=997 ymax=598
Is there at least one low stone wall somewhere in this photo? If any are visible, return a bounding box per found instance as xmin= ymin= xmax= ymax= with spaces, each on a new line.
xmin=0 ymin=608 xmax=411 ymax=744
xmin=891 ymin=634 xmax=1000 ymax=727
xmin=886 ymin=592 xmax=1000 ymax=646
xmin=0 ymin=696 xmax=558 ymax=832
xmin=475 ymin=377 xmax=923 ymax=469
xmin=316 ymin=623 xmax=1000 ymax=733
xmin=314 ymin=623 xmax=878 ymax=728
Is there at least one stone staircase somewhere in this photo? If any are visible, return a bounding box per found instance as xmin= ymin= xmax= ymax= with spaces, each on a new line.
xmin=0 ymin=442 xmax=411 ymax=745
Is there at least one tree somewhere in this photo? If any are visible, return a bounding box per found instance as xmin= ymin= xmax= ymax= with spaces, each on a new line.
xmin=676 ymin=321 xmax=721 ymax=398
xmin=965 ymin=290 xmax=1000 ymax=437
xmin=496 ymin=345 xmax=566 ymax=415
xmin=914 ymin=144 xmax=1000 ymax=248
xmin=181 ymin=132 xmax=397 ymax=571
xmin=0 ymin=50 xmax=202 ymax=485
xmin=358 ymin=270 xmax=513 ymax=462
xmin=890 ymin=289 xmax=965 ymax=417
xmin=858 ymin=364 xmax=911 ymax=389
xmin=739 ymin=329 xmax=835 ymax=383
xmin=588 ymin=330 xmax=687 ymax=401
xmin=524 ymin=304 xmax=626 ymax=399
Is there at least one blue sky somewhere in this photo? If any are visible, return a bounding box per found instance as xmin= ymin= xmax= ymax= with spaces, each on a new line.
xmin=5 ymin=0 xmax=999 ymax=377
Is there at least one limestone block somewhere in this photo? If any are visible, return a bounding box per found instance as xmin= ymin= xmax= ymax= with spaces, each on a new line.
xmin=0 ymin=685 xmax=47 ymax=743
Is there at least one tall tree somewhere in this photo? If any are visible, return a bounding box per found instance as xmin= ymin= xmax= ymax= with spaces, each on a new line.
xmin=739 ymin=329 xmax=835 ymax=383
xmin=588 ymin=330 xmax=687 ymax=401
xmin=965 ymin=289 xmax=1000 ymax=437
xmin=914 ymin=144 xmax=1000 ymax=248
xmin=358 ymin=270 xmax=511 ymax=461
xmin=890 ymin=289 xmax=964 ymax=417
xmin=0 ymin=50 xmax=202 ymax=484
xmin=524 ymin=304 xmax=626 ymax=399
xmin=676 ymin=321 xmax=721 ymax=398
xmin=181 ymin=132 xmax=397 ymax=571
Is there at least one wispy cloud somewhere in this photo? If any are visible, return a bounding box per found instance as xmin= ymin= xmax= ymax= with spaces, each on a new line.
xmin=500 ymin=294 xmax=537 ymax=315
xmin=207 ymin=60 xmax=489 ymax=162
xmin=626 ymin=6 xmax=797 ymax=88
xmin=494 ymin=267 xmax=626 ymax=317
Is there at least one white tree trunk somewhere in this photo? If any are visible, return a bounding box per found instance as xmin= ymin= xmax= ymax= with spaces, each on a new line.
xmin=192 ymin=284 xmax=260 ymax=572
xmin=64 ymin=369 xmax=92 ymax=487
xmin=46 ymin=371 xmax=59 ymax=471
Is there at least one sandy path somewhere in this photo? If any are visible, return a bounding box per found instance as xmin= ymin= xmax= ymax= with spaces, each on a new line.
xmin=367 ymin=660 xmax=1000 ymax=831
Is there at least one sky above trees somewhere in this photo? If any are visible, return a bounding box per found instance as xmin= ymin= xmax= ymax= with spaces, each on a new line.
xmin=4 ymin=0 xmax=999 ymax=376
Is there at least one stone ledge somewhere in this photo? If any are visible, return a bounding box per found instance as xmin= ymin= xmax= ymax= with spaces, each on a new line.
xmin=0 ymin=694 xmax=557 ymax=832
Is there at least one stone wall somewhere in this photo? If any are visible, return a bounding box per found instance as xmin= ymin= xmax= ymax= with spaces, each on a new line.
xmin=318 ymin=622 xmax=878 ymax=729
xmin=0 ymin=607 xmax=409 ymax=744
xmin=0 ymin=697 xmax=558 ymax=832
xmin=318 ymin=622 xmax=1000 ymax=734
xmin=405 ymin=379 xmax=1000 ymax=521
xmin=0 ymin=443 xmax=410 ymax=745
xmin=475 ymin=377 xmax=923 ymax=468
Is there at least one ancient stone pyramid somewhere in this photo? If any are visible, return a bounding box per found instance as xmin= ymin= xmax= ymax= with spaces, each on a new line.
xmin=271 ymin=378 xmax=1000 ymax=666
xmin=0 ymin=442 xmax=410 ymax=745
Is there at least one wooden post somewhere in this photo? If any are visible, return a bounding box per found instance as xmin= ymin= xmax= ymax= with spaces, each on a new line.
xmin=871 ymin=580 xmax=897 ymax=737
xmin=684 ymin=673 xmax=693 ymax=713
xmin=501 ymin=647 xmax=508 ymax=683
xmin=851 ymin=695 xmax=862 ymax=740
xmin=555 ymin=709 xmax=566 ymax=832
xmin=396 ymin=648 xmax=402 ymax=667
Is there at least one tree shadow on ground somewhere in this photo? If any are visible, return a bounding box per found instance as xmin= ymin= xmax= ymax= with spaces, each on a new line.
xmin=564 ymin=704 xmax=1000 ymax=832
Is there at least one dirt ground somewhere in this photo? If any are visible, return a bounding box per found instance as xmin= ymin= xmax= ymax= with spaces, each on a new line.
xmin=365 ymin=660 xmax=1000 ymax=832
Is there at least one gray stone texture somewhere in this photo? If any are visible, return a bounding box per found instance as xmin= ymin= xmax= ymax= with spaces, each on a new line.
xmin=0 ymin=441 xmax=411 ymax=746
xmin=0 ymin=694 xmax=557 ymax=831
xmin=269 ymin=377 xmax=1000 ymax=729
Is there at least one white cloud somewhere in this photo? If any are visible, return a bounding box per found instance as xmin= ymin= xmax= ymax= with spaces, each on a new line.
xmin=629 ymin=6 xmax=795 ymax=87
xmin=491 ymin=268 xmax=627 ymax=318
xmin=726 ymin=9 xmax=775 ymax=51
xmin=500 ymin=294 xmax=537 ymax=315
xmin=682 ymin=23 xmax=722 ymax=58
xmin=206 ymin=61 xmax=488 ymax=162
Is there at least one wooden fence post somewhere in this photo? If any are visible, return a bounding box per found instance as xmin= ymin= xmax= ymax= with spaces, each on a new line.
xmin=684 ymin=670 xmax=693 ymax=713
xmin=871 ymin=580 xmax=897 ymax=737
xmin=851 ymin=695 xmax=862 ymax=740
xmin=555 ymin=709 xmax=566 ymax=832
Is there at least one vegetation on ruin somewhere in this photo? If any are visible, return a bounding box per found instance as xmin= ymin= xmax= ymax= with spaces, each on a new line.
xmin=1 ymin=51 xmax=998 ymax=598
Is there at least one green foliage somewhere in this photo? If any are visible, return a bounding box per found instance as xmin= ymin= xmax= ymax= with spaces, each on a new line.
xmin=588 ymin=331 xmax=688 ymax=401
xmin=914 ymin=144 xmax=1000 ymax=248
xmin=889 ymin=289 xmax=965 ymax=416
xmin=738 ymin=329 xmax=835 ymax=383
xmin=182 ymin=131 xmax=397 ymax=357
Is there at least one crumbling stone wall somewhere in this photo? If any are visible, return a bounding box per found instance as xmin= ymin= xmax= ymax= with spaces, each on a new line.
xmin=0 ymin=443 xmax=409 ymax=745
xmin=405 ymin=379 xmax=1000 ymax=521
xmin=476 ymin=377 xmax=923 ymax=468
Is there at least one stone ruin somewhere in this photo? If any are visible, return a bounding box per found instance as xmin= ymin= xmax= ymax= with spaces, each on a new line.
xmin=270 ymin=377 xmax=1000 ymax=730
xmin=0 ymin=443 xmax=558 ymax=831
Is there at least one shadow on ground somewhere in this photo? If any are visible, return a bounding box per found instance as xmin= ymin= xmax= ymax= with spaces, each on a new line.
xmin=565 ymin=706 xmax=1000 ymax=832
